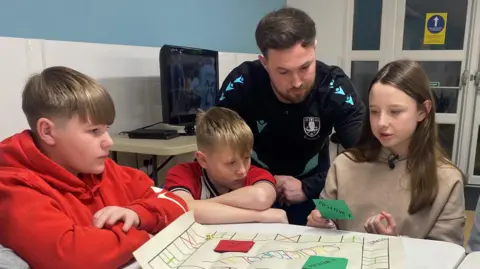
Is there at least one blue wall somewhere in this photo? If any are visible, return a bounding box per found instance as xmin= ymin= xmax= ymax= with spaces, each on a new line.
xmin=0 ymin=0 xmax=285 ymax=53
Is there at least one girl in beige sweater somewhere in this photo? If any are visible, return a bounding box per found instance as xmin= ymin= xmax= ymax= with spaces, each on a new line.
xmin=307 ymin=60 xmax=465 ymax=246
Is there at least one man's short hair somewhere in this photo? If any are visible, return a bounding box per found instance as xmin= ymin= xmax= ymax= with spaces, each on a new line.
xmin=195 ymin=107 xmax=253 ymax=156
xmin=255 ymin=7 xmax=316 ymax=56
xmin=22 ymin=66 xmax=115 ymax=131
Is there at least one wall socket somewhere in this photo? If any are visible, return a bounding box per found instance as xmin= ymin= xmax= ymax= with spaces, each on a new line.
xmin=139 ymin=165 xmax=154 ymax=175
xmin=139 ymin=159 xmax=154 ymax=176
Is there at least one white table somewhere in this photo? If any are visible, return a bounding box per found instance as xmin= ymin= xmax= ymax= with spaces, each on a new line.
xmin=207 ymin=223 xmax=466 ymax=269
xmin=457 ymin=251 xmax=480 ymax=268
xmin=110 ymin=133 xmax=197 ymax=186
xmin=125 ymin=223 xmax=466 ymax=269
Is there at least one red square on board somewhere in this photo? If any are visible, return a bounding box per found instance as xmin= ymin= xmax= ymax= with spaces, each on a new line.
xmin=214 ymin=240 xmax=255 ymax=253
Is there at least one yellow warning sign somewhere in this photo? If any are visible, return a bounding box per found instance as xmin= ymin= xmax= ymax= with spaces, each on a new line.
xmin=424 ymin=13 xmax=448 ymax=45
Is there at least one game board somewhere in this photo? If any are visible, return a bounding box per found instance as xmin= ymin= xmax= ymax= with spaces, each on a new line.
xmin=133 ymin=212 xmax=405 ymax=269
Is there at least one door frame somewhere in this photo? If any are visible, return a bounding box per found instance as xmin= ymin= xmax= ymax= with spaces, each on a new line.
xmin=464 ymin=0 xmax=480 ymax=185
xmin=393 ymin=0 xmax=474 ymax=168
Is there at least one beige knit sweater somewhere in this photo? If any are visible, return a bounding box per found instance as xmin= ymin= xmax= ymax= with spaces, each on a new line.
xmin=320 ymin=150 xmax=466 ymax=245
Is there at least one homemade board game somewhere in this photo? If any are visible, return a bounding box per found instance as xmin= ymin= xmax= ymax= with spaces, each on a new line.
xmin=133 ymin=212 xmax=405 ymax=269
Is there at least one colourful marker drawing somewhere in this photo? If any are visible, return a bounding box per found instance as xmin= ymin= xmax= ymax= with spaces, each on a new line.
xmin=206 ymin=233 xmax=213 ymax=240
xmin=133 ymin=212 xmax=403 ymax=269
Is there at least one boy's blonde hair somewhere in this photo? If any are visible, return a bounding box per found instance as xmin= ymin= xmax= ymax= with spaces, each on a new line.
xmin=22 ymin=66 xmax=115 ymax=131
xmin=195 ymin=107 xmax=253 ymax=156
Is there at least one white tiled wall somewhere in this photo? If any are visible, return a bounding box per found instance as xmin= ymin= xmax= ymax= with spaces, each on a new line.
xmin=0 ymin=37 xmax=258 ymax=140
xmin=287 ymin=0 xmax=348 ymax=67
xmin=0 ymin=36 xmax=339 ymax=181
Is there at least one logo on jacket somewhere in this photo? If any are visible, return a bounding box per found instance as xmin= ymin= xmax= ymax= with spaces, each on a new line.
xmin=303 ymin=117 xmax=321 ymax=138
xmin=218 ymin=75 xmax=244 ymax=102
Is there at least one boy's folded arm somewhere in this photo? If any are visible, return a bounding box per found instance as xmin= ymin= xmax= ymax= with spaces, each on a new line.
xmin=0 ymin=182 xmax=149 ymax=269
xmin=121 ymin=167 xmax=188 ymax=234
xmin=209 ymin=182 xmax=276 ymax=210
xmin=173 ymin=190 xmax=264 ymax=224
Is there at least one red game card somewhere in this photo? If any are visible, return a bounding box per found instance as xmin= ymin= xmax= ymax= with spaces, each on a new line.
xmin=214 ymin=240 xmax=255 ymax=253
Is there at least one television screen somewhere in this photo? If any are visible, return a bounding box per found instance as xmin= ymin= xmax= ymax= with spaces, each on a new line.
xmin=167 ymin=52 xmax=217 ymax=117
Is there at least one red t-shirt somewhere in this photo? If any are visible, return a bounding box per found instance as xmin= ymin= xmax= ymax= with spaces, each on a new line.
xmin=164 ymin=162 xmax=276 ymax=200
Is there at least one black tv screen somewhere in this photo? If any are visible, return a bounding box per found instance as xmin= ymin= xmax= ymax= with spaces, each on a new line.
xmin=160 ymin=45 xmax=219 ymax=125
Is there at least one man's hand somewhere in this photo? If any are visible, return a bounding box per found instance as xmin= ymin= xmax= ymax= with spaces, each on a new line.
xmin=275 ymin=175 xmax=307 ymax=205
xmin=259 ymin=208 xmax=289 ymax=224
xmin=93 ymin=206 xmax=140 ymax=232
xmin=364 ymin=211 xmax=398 ymax=236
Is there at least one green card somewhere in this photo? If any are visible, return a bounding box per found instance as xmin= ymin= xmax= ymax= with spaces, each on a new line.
xmin=313 ymin=199 xmax=353 ymax=220
xmin=302 ymin=256 xmax=348 ymax=269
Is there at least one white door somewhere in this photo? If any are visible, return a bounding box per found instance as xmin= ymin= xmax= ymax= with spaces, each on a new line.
xmin=345 ymin=0 xmax=478 ymax=181
xmin=465 ymin=0 xmax=480 ymax=185
xmin=393 ymin=0 xmax=472 ymax=168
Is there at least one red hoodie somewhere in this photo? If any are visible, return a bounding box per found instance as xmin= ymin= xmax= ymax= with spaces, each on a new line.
xmin=0 ymin=131 xmax=188 ymax=269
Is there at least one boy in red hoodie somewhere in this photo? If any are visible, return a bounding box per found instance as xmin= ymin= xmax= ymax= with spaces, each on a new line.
xmin=0 ymin=66 xmax=188 ymax=269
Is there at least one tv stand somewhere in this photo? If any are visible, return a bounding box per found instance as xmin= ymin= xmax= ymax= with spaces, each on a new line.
xmin=183 ymin=124 xmax=196 ymax=136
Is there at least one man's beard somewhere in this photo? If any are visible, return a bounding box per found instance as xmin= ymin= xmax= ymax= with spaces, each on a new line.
xmin=271 ymin=82 xmax=314 ymax=104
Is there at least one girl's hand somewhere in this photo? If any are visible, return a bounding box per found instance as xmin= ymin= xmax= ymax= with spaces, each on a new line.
xmin=364 ymin=211 xmax=398 ymax=236
xmin=306 ymin=209 xmax=336 ymax=229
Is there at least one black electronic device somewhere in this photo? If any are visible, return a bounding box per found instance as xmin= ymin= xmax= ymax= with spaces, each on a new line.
xmin=159 ymin=44 xmax=219 ymax=135
xmin=126 ymin=128 xmax=179 ymax=140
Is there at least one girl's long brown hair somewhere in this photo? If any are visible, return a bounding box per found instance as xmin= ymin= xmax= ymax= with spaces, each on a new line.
xmin=346 ymin=60 xmax=461 ymax=214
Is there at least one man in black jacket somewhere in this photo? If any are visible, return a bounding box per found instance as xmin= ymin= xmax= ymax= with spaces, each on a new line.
xmin=216 ymin=7 xmax=365 ymax=225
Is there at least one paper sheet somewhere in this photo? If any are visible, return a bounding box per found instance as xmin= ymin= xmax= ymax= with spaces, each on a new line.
xmin=133 ymin=211 xmax=405 ymax=269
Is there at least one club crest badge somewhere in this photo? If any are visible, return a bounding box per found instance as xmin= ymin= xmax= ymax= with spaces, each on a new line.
xmin=303 ymin=117 xmax=321 ymax=138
